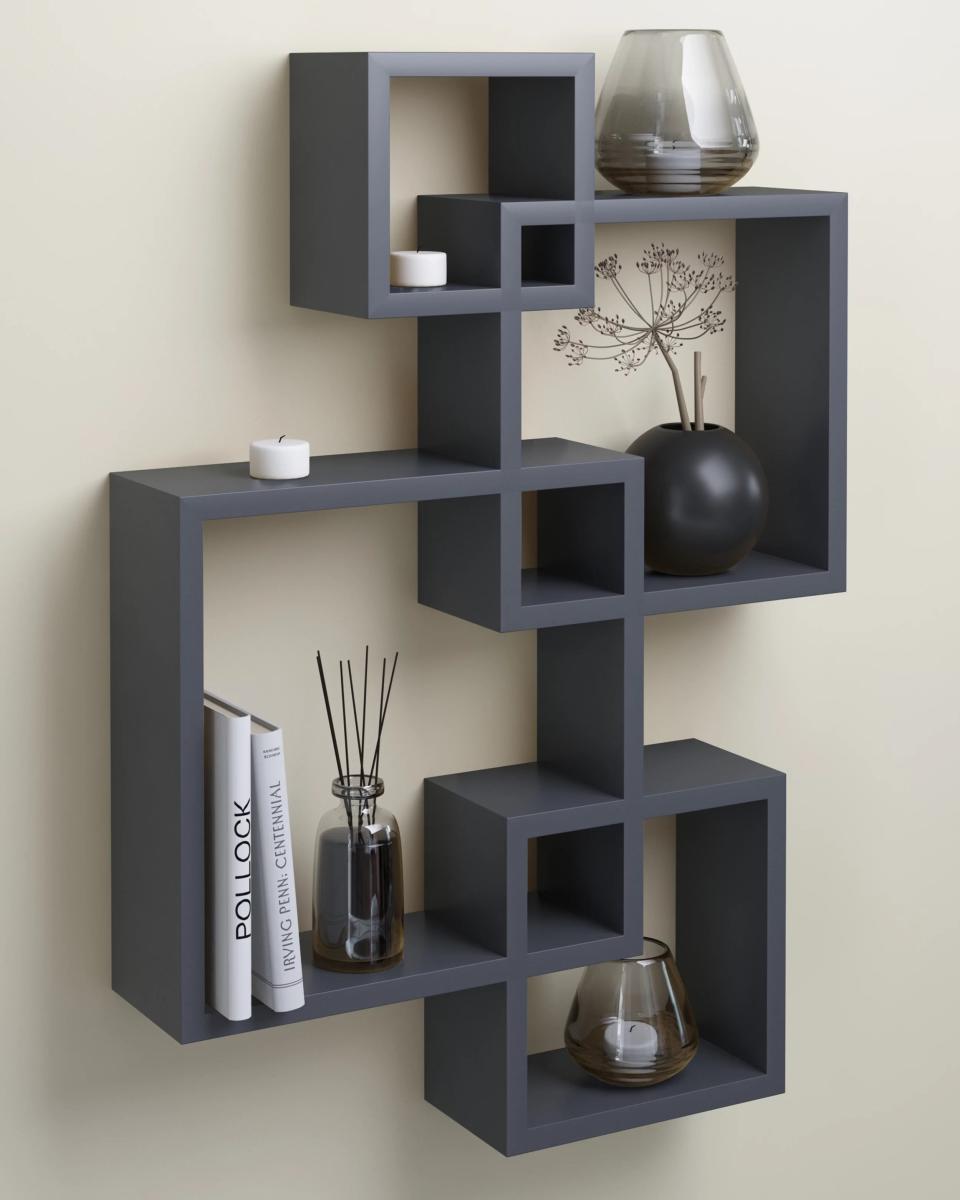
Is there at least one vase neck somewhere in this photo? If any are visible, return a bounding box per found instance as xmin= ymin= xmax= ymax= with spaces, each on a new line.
xmin=331 ymin=774 xmax=384 ymax=812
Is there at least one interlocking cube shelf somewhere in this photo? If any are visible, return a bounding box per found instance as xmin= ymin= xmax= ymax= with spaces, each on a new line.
xmin=110 ymin=50 xmax=846 ymax=1156
xmin=424 ymin=741 xmax=785 ymax=1154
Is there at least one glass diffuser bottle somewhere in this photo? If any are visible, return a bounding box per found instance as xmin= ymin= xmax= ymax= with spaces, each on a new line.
xmin=596 ymin=29 xmax=758 ymax=195
xmin=564 ymin=939 xmax=698 ymax=1086
xmin=312 ymin=775 xmax=404 ymax=972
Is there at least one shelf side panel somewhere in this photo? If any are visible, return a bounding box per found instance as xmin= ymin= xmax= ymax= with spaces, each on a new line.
xmin=425 ymin=982 xmax=516 ymax=1154
xmin=489 ymin=77 xmax=578 ymax=200
xmin=424 ymin=781 xmax=511 ymax=957
xmin=418 ymin=197 xmax=502 ymax=290
xmin=418 ymin=494 xmax=504 ymax=629
xmin=290 ymin=53 xmax=373 ymax=317
xmin=676 ymin=789 xmax=786 ymax=1078
xmin=418 ymin=312 xmax=520 ymax=470
xmin=537 ymin=619 xmax=641 ymax=797
xmin=537 ymin=482 xmax=626 ymax=595
xmin=736 ymin=215 xmax=836 ymax=571
xmin=110 ymin=480 xmax=204 ymax=1042
xmin=535 ymin=824 xmax=625 ymax=940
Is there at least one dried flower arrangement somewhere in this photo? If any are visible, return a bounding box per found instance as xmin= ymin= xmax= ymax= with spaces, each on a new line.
xmin=553 ymin=245 xmax=736 ymax=431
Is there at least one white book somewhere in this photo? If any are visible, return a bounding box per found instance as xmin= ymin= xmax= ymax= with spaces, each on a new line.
xmin=250 ymin=714 xmax=305 ymax=1012
xmin=204 ymin=696 xmax=253 ymax=1022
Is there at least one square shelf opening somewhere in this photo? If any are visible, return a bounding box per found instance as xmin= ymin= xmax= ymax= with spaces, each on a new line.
xmin=291 ymin=53 xmax=594 ymax=319
xmin=389 ymin=76 xmax=495 ymax=295
xmin=520 ymin=483 xmax=625 ymax=608
xmin=387 ymin=73 xmax=581 ymax=301
xmin=520 ymin=207 xmax=843 ymax=611
xmin=522 ymin=795 xmax=782 ymax=1147
xmin=201 ymin=502 xmax=529 ymax=997
xmin=527 ymin=823 xmax=624 ymax=953
xmin=639 ymin=212 xmax=835 ymax=608
xmin=522 ymin=224 xmax=576 ymax=288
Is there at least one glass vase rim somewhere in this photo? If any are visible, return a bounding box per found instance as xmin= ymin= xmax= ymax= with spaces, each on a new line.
xmin=331 ymin=774 xmax=384 ymax=801
xmin=620 ymin=28 xmax=725 ymax=37
xmin=620 ymin=936 xmax=672 ymax=962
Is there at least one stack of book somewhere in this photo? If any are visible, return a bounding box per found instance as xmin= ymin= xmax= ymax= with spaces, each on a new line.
xmin=204 ymin=695 xmax=305 ymax=1021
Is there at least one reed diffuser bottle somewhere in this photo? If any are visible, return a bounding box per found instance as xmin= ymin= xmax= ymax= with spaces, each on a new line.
xmin=312 ymin=649 xmax=405 ymax=972
xmin=312 ymin=775 xmax=404 ymax=971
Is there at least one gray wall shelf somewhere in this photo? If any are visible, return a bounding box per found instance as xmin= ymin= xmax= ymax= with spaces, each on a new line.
xmin=110 ymin=49 xmax=846 ymax=1156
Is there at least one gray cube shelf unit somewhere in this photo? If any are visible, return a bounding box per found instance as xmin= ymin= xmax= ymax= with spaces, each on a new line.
xmin=109 ymin=51 xmax=846 ymax=1156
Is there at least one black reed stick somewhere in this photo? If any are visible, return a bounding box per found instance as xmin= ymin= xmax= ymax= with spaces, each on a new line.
xmin=370 ymin=650 xmax=399 ymax=783
xmin=370 ymin=656 xmax=386 ymax=824
xmin=347 ymin=660 xmax=364 ymax=784
xmin=359 ymin=645 xmax=369 ymax=786
xmin=315 ymin=652 xmax=344 ymax=783
xmin=371 ymin=657 xmax=386 ymax=781
xmin=339 ymin=661 xmax=351 ymax=783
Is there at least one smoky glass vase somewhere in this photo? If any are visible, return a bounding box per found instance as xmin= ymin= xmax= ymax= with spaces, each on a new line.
xmin=312 ymin=775 xmax=404 ymax=972
xmin=564 ymin=939 xmax=698 ymax=1086
xmin=596 ymin=29 xmax=758 ymax=195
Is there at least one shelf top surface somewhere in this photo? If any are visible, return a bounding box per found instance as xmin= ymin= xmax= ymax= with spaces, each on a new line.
xmin=644 ymin=550 xmax=824 ymax=593
xmin=111 ymin=438 xmax=638 ymax=509
xmin=427 ymin=761 xmax=624 ymax=821
xmin=520 ymin=568 xmax=623 ymax=609
xmin=114 ymin=447 xmax=491 ymax=501
xmin=643 ymin=738 xmax=783 ymax=798
xmin=297 ymin=50 xmax=594 ymax=75
xmin=527 ymin=1040 xmax=765 ymax=1129
xmin=527 ymin=895 xmax=623 ymax=955
xmin=416 ymin=187 xmax=846 ymax=220
xmin=520 ymin=439 xmax=634 ymax=471
xmin=427 ymin=741 xmax=782 ymax=820
xmin=299 ymin=913 xmax=502 ymax=1002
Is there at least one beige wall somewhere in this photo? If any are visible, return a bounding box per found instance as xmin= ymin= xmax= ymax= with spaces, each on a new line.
xmin=3 ymin=3 xmax=959 ymax=1196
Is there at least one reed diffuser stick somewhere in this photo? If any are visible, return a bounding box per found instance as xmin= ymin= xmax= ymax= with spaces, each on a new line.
xmin=369 ymin=657 xmax=386 ymax=819
xmin=374 ymin=658 xmax=385 ymax=763
xmin=370 ymin=650 xmax=399 ymax=782
xmin=347 ymin=660 xmax=364 ymax=784
xmin=315 ymin=646 xmax=398 ymax=826
xmin=314 ymin=652 xmax=345 ymax=783
xmin=339 ymin=661 xmax=351 ymax=783
xmin=359 ymin=645 xmax=369 ymax=786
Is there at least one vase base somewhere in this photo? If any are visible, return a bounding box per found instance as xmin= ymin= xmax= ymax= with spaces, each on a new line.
xmin=597 ymin=146 xmax=756 ymax=197
xmin=647 ymin=564 xmax=735 ymax=578
xmin=312 ymin=948 xmax=404 ymax=973
xmin=565 ymin=1027 xmax=698 ymax=1088
xmin=628 ymin=424 xmax=769 ymax=577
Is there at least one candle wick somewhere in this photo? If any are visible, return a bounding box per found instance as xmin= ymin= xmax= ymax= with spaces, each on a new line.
xmin=278 ymin=434 xmax=286 ymax=443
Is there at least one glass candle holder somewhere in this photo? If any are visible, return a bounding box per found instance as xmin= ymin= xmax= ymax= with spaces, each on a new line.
xmin=312 ymin=775 xmax=404 ymax=972
xmin=596 ymin=29 xmax=758 ymax=195
xmin=564 ymin=939 xmax=698 ymax=1086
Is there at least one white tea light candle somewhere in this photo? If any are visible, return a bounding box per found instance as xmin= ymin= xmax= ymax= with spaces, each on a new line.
xmin=603 ymin=1019 xmax=658 ymax=1065
xmin=390 ymin=250 xmax=447 ymax=288
xmin=249 ymin=436 xmax=310 ymax=480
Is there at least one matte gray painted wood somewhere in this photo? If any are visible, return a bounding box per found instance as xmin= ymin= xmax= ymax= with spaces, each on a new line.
xmin=110 ymin=476 xmax=205 ymax=1043
xmin=538 ymin=620 xmax=629 ymax=798
xmin=111 ymin=49 xmax=846 ymax=1154
xmin=424 ymin=983 xmax=518 ymax=1154
xmin=423 ymin=739 xmax=785 ymax=1153
xmin=290 ymin=52 xmax=594 ymax=318
xmin=418 ymin=314 xmax=514 ymax=470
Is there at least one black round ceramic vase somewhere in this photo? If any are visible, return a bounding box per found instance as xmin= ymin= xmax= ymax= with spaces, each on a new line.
xmin=627 ymin=423 xmax=769 ymax=576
